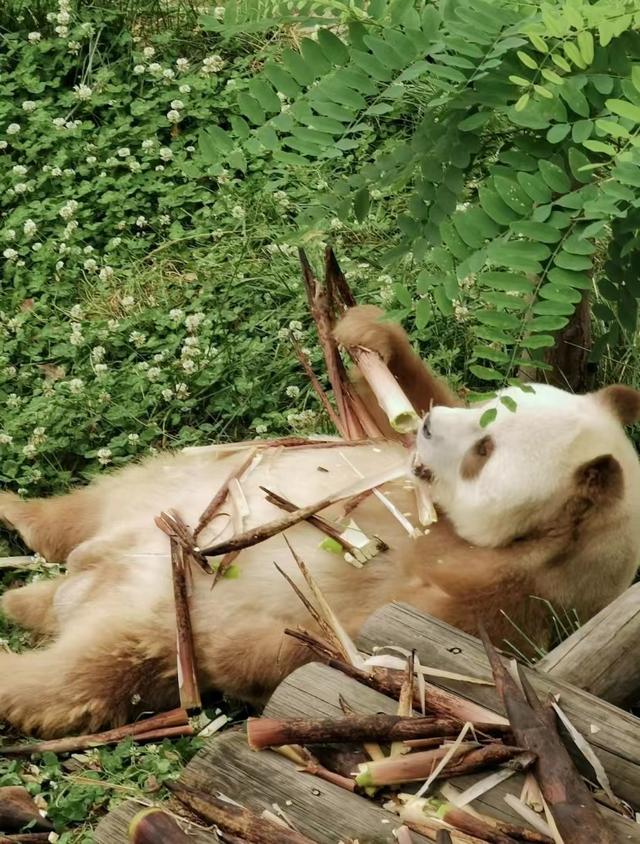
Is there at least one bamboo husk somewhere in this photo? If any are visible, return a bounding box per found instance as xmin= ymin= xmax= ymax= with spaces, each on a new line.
xmin=170 ymin=538 xmax=202 ymax=714
xmin=155 ymin=511 xmax=209 ymax=574
xmin=0 ymin=787 xmax=53 ymax=832
xmin=478 ymin=627 xmax=615 ymax=844
xmin=193 ymin=449 xmax=258 ymax=539
xmin=0 ymin=709 xmax=191 ymax=756
xmin=128 ymin=807 xmax=192 ymax=843
xmin=167 ymin=781 xmax=319 ymax=844
xmin=247 ymin=714 xmax=473 ymax=750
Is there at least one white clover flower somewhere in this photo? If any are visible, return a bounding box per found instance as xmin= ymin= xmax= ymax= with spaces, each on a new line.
xmin=166 ymin=109 xmax=181 ymax=123
xmin=56 ymin=10 xmax=71 ymax=24
xmin=329 ymin=217 xmax=343 ymax=230
xmin=155 ymin=165 xmax=164 ymax=172
xmin=99 ymin=266 xmax=114 ymax=282
xmin=143 ymin=46 xmax=155 ymax=58
xmin=217 ymin=169 xmax=230 ymax=185
xmin=23 ymin=219 xmax=37 ymax=237
xmin=7 ymin=123 xmax=21 ymax=135
xmin=32 ymin=242 xmax=42 ymax=252
xmin=84 ymin=258 xmax=97 ymax=271
xmin=141 ymin=139 xmax=155 ymax=151
xmin=117 ymin=147 xmax=131 ymax=158
xmin=185 ymin=145 xmax=195 ymax=153
xmin=90 ymin=345 xmax=105 ymax=361
xmin=3 ymin=248 xmax=18 ymax=261
xmin=129 ymin=330 xmax=145 ymax=347
xmin=108 ymin=236 xmax=122 ymax=249
xmin=159 ymin=146 xmax=173 ymax=161
xmin=0 ymin=433 xmax=13 ymax=445
xmin=97 ymin=447 xmax=112 ymax=466
xmin=12 ymin=164 xmax=27 ymax=176
xmin=67 ymin=41 xmax=81 ymax=54
xmin=274 ymin=190 xmax=290 ymax=208
xmin=0 ymin=141 xmax=7 ymax=150
xmin=370 ymin=188 xmax=382 ymax=199
xmin=105 ymin=157 xmax=118 ymax=167
xmin=147 ymin=366 xmax=161 ymax=381
xmin=22 ymin=443 xmax=37 ymax=458
xmin=121 ymin=295 xmax=134 ymax=309
xmin=231 ymin=205 xmax=245 ymax=220
xmin=135 ymin=215 xmax=147 ymax=228
xmin=285 ymin=385 xmax=300 ymax=398
xmin=28 ymin=31 xmax=42 ymax=42
xmin=137 ymin=361 xmax=150 ymax=371
xmin=22 ymin=101 xmax=37 ymax=113
xmin=170 ymin=99 xmax=185 ymax=111
xmin=169 ymin=307 xmax=184 ymax=321
xmin=161 ymin=388 xmax=174 ymax=401
xmin=55 ymin=25 xmax=69 ymax=37
xmin=254 ymin=424 xmax=268 ymax=434
xmin=56 ymin=260 xmax=64 ymax=271
xmin=66 ymin=119 xmax=81 ymax=130
xmin=128 ymin=433 xmax=140 ymax=443
xmin=86 ymin=155 xmax=97 ymax=164
xmin=176 ymin=58 xmax=189 ymax=71
xmin=68 ymin=377 xmax=84 ymax=395
xmin=202 ymin=55 xmax=226 ymax=74
xmin=181 ymin=358 xmax=197 ymax=373
xmin=289 ymin=320 xmax=303 ymax=331
xmin=5 ymin=229 xmax=16 ymax=240
xmin=6 ymin=394 xmax=20 ymax=409
xmin=14 ymin=182 xmax=28 ymax=194
xmin=133 ymin=64 xmax=145 ymax=75
xmin=73 ymin=84 xmax=92 ymax=101
xmin=148 ymin=62 xmax=162 ymax=74
xmin=94 ymin=363 xmax=108 ymax=377
xmin=107 ymin=319 xmax=119 ymax=331
xmin=158 ymin=214 xmax=170 ymax=225
xmin=185 ymin=312 xmax=205 ymax=332
xmin=59 ymin=199 xmax=79 ymax=220
xmin=32 ymin=426 xmax=47 ymax=444
xmin=453 ymin=301 xmax=469 ymax=322
xmin=179 ymin=84 xmax=191 ymax=94
xmin=162 ymin=68 xmax=175 ymax=80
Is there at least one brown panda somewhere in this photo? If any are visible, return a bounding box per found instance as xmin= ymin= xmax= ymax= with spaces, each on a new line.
xmin=1 ymin=305 xmax=639 ymax=737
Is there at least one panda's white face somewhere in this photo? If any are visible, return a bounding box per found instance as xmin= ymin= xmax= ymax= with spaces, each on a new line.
xmin=415 ymin=383 xmax=639 ymax=547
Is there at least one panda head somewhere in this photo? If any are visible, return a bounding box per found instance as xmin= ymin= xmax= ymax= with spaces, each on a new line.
xmin=414 ymin=383 xmax=640 ymax=548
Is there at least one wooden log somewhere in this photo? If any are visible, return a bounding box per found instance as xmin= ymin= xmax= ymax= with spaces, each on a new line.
xmin=538 ymin=583 xmax=640 ymax=706
xmin=357 ymin=603 xmax=640 ymax=811
xmin=264 ymin=663 xmax=639 ymax=841
xmin=180 ymin=729 xmax=431 ymax=844
xmin=480 ymin=627 xmax=615 ymax=844
xmin=247 ymin=714 xmax=477 ymax=749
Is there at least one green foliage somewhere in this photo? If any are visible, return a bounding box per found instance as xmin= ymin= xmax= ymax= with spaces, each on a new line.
xmin=205 ymin=0 xmax=640 ymax=386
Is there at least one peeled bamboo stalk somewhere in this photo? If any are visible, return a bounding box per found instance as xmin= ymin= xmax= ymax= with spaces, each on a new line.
xmin=0 ymin=709 xmax=191 ymax=756
xmin=347 ymin=347 xmax=420 ymax=434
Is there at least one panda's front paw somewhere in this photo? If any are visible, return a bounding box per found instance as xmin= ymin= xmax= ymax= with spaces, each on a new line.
xmin=333 ymin=305 xmax=410 ymax=364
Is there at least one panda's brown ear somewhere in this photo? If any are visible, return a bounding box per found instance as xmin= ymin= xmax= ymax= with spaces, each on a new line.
xmin=574 ymin=454 xmax=623 ymax=503
xmin=597 ymin=384 xmax=640 ymax=426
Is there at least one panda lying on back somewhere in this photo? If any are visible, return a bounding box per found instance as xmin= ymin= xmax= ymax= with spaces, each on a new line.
xmin=1 ymin=306 xmax=639 ymax=737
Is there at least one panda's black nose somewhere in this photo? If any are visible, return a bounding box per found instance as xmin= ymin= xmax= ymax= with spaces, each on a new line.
xmin=422 ymin=413 xmax=432 ymax=438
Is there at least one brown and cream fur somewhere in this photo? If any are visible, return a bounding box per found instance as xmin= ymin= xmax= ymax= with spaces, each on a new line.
xmin=1 ymin=306 xmax=639 ymax=737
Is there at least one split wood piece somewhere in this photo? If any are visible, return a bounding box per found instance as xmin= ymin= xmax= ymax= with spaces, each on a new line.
xmin=479 ymin=626 xmax=615 ymax=844
xmin=0 ymin=709 xmax=191 ymax=756
xmin=155 ymin=512 xmax=209 ymax=574
xmin=285 ymin=629 xmax=509 ymax=729
xmin=179 ymin=730 xmax=432 ymax=844
xmin=264 ymin=663 xmax=639 ymax=842
xmin=261 ymin=486 xmax=386 ymax=561
xmin=193 ymin=449 xmax=258 ymax=541
xmin=356 ymin=744 xmax=526 ymax=788
xmin=357 ymin=602 xmax=640 ymax=811
xmin=247 ymin=714 xmax=485 ymax=750
xmin=168 ymin=780 xmax=319 ymax=844
xmin=0 ymin=786 xmax=53 ymax=832
xmin=538 ymin=582 xmax=640 ymax=707
xmin=94 ymin=800 xmax=220 ymax=844
xmin=128 ymin=807 xmax=191 ymax=843
xmin=170 ymin=538 xmax=201 ymax=714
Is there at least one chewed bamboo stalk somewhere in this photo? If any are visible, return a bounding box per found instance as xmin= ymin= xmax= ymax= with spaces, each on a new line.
xmin=170 ymin=538 xmax=202 ymax=714
xmin=348 ymin=347 xmax=420 ymax=434
xmin=0 ymin=709 xmax=191 ymax=756
xmin=193 ymin=448 xmax=258 ymax=540
xmin=356 ymin=744 xmax=476 ymax=787
xmin=155 ymin=512 xmax=209 ymax=574
xmin=247 ymin=714 xmax=471 ymax=750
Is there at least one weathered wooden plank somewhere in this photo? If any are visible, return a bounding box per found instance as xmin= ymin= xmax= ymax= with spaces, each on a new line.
xmin=93 ymin=799 xmax=219 ymax=844
xmin=357 ymin=603 xmax=640 ymax=813
xmin=539 ymin=583 xmax=640 ymax=707
xmin=181 ymin=729 xmax=431 ymax=844
xmin=266 ymin=662 xmax=640 ymax=841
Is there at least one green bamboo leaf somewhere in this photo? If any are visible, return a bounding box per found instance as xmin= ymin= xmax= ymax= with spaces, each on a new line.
xmin=510 ymin=221 xmax=562 ymax=243
xmin=317 ymin=29 xmax=349 ymax=65
xmin=538 ymin=160 xmax=571 ymax=193
xmin=471 ymin=365 xmax=504 ymax=382
xmin=547 ymin=123 xmax=570 ymax=143
xmin=480 ymin=408 xmax=498 ymax=426
xmin=606 ymin=98 xmax=640 ymax=123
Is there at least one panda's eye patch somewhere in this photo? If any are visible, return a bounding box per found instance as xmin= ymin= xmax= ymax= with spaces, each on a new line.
xmin=460 ymin=435 xmax=495 ymax=479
